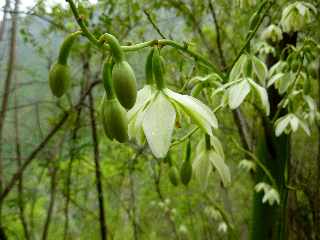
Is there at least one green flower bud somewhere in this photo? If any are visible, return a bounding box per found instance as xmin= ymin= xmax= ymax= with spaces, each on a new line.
xmin=152 ymin=47 xmax=165 ymax=90
xmin=180 ymin=140 xmax=192 ymax=185
xmin=180 ymin=160 xmax=192 ymax=186
xmin=145 ymin=48 xmax=155 ymax=85
xmin=49 ymin=63 xmax=70 ymax=97
xmin=49 ymin=31 xmax=81 ymax=97
xmin=112 ymin=61 xmax=137 ymax=109
xmin=101 ymin=98 xmax=128 ymax=143
xmin=168 ymin=166 xmax=179 ymax=186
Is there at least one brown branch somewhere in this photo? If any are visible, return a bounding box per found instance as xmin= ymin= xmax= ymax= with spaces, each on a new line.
xmin=63 ymin=98 xmax=83 ymax=240
xmin=87 ymin=60 xmax=108 ymax=239
xmin=208 ymin=0 xmax=226 ymax=68
xmin=14 ymin=67 xmax=30 ymax=240
xmin=41 ymin=139 xmax=63 ymax=240
xmin=232 ymin=109 xmax=252 ymax=152
xmin=0 ymin=80 xmax=100 ymax=201
xmin=0 ymin=0 xmax=20 ymax=195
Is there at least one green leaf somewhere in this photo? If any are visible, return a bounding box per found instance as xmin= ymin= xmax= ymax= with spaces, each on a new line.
xmin=267 ymin=73 xmax=284 ymax=87
xmin=208 ymin=150 xmax=231 ymax=187
xmin=165 ymin=89 xmax=218 ymax=135
xmin=289 ymin=114 xmax=299 ymax=132
xmin=298 ymin=118 xmax=311 ymax=136
xmin=248 ymin=79 xmax=270 ymax=115
xmin=229 ymin=54 xmax=247 ymax=82
xmin=192 ymin=151 xmax=212 ymax=190
xmin=278 ymin=73 xmax=292 ymax=94
xmin=275 ymin=114 xmax=291 ymax=136
xmin=228 ymin=79 xmax=251 ymax=109
xmin=143 ymin=92 xmax=176 ymax=158
xmin=210 ymin=136 xmax=224 ymax=159
xmin=252 ymin=56 xmax=268 ymax=85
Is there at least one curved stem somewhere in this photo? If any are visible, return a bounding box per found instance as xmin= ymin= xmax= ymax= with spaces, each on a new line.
xmin=66 ymin=0 xmax=100 ymax=46
xmin=58 ymin=31 xmax=82 ymax=65
xmin=66 ymin=0 xmax=219 ymax=72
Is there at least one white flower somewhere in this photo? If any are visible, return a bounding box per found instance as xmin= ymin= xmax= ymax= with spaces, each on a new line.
xmin=178 ymin=224 xmax=188 ymax=235
xmin=238 ymin=159 xmax=256 ymax=172
xmin=281 ymin=2 xmax=317 ymax=33
xmin=262 ymin=188 xmax=280 ymax=206
xmin=274 ymin=113 xmax=310 ymax=136
xmin=261 ymin=24 xmax=283 ymax=43
xmin=218 ymin=222 xmax=228 ymax=233
xmin=128 ymin=85 xmax=218 ymax=158
xmin=255 ymin=182 xmax=280 ymax=206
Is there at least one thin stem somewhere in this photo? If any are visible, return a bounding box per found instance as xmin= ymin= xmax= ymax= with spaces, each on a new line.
xmin=232 ymin=138 xmax=277 ymax=188
xmin=143 ymin=9 xmax=167 ymax=39
xmin=65 ymin=0 xmax=100 ymax=46
xmin=66 ymin=0 xmax=219 ymax=72
xmin=208 ymin=0 xmax=226 ymax=68
xmin=228 ymin=0 xmax=274 ymax=73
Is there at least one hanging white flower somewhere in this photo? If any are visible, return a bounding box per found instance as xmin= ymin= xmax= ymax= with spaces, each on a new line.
xmin=280 ymin=2 xmax=317 ymax=33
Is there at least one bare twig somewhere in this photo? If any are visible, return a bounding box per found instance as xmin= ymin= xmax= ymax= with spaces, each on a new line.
xmin=143 ymin=10 xmax=167 ymax=39
xmin=208 ymin=0 xmax=226 ymax=68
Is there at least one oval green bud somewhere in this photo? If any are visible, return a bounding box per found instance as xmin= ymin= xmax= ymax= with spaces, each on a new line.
xmin=145 ymin=48 xmax=154 ymax=85
xmin=152 ymin=47 xmax=165 ymax=90
xmin=164 ymin=153 xmax=172 ymax=165
xmin=49 ymin=63 xmax=70 ymax=97
xmin=168 ymin=166 xmax=179 ymax=186
xmin=112 ymin=61 xmax=137 ymax=109
xmin=180 ymin=140 xmax=192 ymax=185
xmin=101 ymin=98 xmax=128 ymax=143
xmin=244 ymin=57 xmax=252 ymax=77
xmin=180 ymin=160 xmax=192 ymax=186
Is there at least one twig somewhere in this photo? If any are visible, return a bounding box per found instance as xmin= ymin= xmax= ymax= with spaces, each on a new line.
xmin=208 ymin=0 xmax=226 ymax=68
xmin=143 ymin=9 xmax=167 ymax=39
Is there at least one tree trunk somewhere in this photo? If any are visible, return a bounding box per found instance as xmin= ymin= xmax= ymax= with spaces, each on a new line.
xmin=250 ymin=32 xmax=297 ymax=240
xmin=0 ymin=0 xmax=10 ymax=42
xmin=0 ymin=0 xmax=19 ymax=237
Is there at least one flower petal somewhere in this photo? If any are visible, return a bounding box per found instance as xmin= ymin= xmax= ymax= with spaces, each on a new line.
xmin=164 ymin=89 xmax=218 ymax=135
xmin=142 ymin=92 xmax=176 ymax=158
